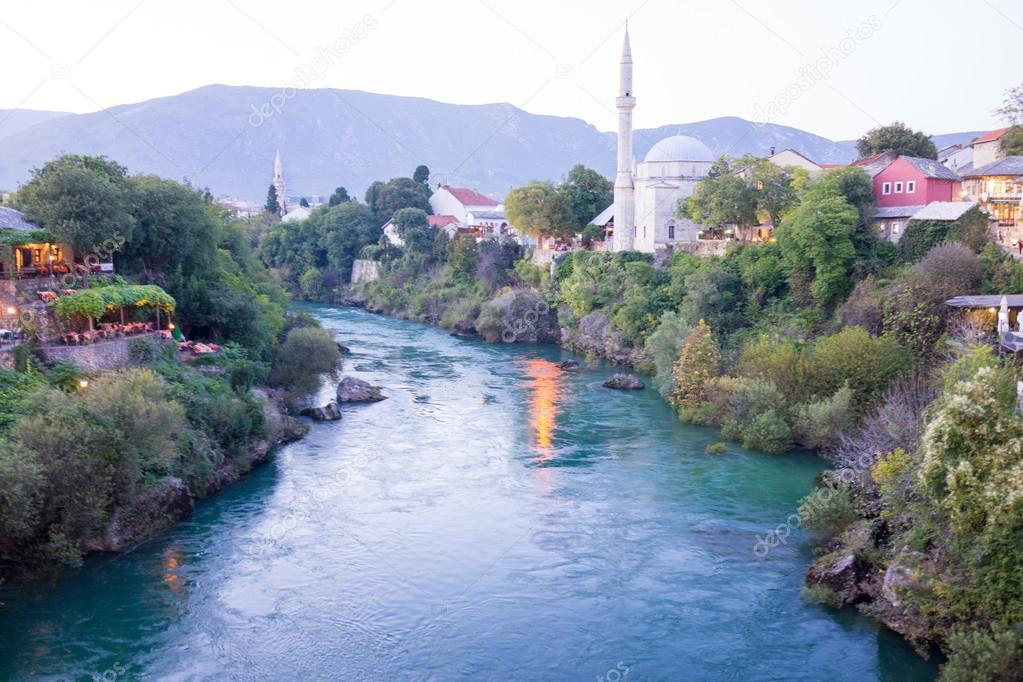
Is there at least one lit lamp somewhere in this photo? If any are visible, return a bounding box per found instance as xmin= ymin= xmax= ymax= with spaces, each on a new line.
xmin=6 ymin=306 xmax=15 ymax=316
xmin=78 ymin=379 xmax=89 ymax=390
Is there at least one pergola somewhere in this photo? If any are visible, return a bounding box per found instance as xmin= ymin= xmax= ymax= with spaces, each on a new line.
xmin=50 ymin=284 xmax=175 ymax=338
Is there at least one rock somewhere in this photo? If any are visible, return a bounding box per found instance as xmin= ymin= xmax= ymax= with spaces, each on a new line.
xmin=336 ymin=376 xmax=385 ymax=403
xmin=603 ymin=373 xmax=645 ymax=390
xmin=336 ymin=342 xmax=351 ymax=354
xmin=300 ymin=401 xmax=343 ymax=421
xmin=559 ymin=311 xmax=649 ymax=366
xmin=806 ymin=551 xmax=862 ymax=605
xmin=88 ymin=478 xmax=194 ymax=553
xmin=557 ymin=360 xmax=580 ymax=371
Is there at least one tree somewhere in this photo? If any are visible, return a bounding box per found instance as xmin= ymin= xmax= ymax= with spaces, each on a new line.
xmin=316 ymin=202 xmax=382 ymax=280
xmin=391 ymin=207 xmax=433 ymax=254
xmin=671 ymin=319 xmax=720 ymax=408
xmin=15 ymin=154 xmax=135 ymax=252
xmin=775 ymin=184 xmax=859 ymax=307
xmin=814 ymin=166 xmax=879 ymax=264
xmin=558 ymin=164 xmax=613 ymax=231
xmin=856 ymin=122 xmax=937 ymax=159
xmin=505 ymin=181 xmax=576 ymax=239
xmin=370 ymin=177 xmax=431 ymax=225
xmin=413 ymin=164 xmax=430 ymax=186
xmin=748 ymin=158 xmax=796 ymax=227
xmin=328 ymin=186 xmax=351 ymax=206
xmin=265 ymin=184 xmax=281 ymax=215
xmin=995 ymin=83 xmax=1023 ymax=156
xmin=299 ymin=197 xmax=310 ymax=208
xmin=682 ymin=158 xmax=757 ymax=237
xmin=269 ymin=326 xmax=341 ymax=396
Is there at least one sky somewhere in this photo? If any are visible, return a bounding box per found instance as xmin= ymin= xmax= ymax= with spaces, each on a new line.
xmin=1 ymin=0 xmax=1020 ymax=140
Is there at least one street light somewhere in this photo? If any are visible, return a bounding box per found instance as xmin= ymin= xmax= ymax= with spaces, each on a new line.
xmin=78 ymin=379 xmax=89 ymax=390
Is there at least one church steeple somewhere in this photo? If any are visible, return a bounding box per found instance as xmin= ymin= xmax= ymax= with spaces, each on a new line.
xmin=612 ymin=24 xmax=636 ymax=252
xmin=272 ymin=149 xmax=288 ymax=216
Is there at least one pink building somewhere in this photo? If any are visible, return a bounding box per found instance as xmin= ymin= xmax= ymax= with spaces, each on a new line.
xmin=874 ymin=155 xmax=961 ymax=208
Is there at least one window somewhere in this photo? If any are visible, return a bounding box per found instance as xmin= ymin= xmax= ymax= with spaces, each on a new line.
xmin=906 ymin=180 xmax=916 ymax=193
xmin=882 ymin=182 xmax=892 ymax=195
xmin=668 ymin=224 xmax=675 ymax=239
xmin=894 ymin=181 xmax=903 ymax=193
xmin=892 ymin=222 xmax=901 ymax=234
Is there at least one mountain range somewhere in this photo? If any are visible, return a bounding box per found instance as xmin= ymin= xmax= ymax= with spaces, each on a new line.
xmin=0 ymin=85 xmax=986 ymax=202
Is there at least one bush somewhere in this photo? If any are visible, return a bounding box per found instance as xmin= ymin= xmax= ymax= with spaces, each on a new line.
xmin=799 ymin=483 xmax=857 ymax=538
xmin=269 ymin=326 xmax=341 ymax=396
xmin=735 ymin=335 xmax=811 ymax=404
xmin=942 ymin=624 xmax=1023 ymax=682
xmin=792 ymin=384 xmax=854 ymax=451
xmin=645 ymin=311 xmax=689 ymax=398
xmin=809 ymin=326 xmax=911 ymax=412
xmin=801 ymin=585 xmax=844 ymax=609
xmin=671 ymin=320 xmax=720 ymax=408
xmin=704 ymin=442 xmax=728 ymax=454
xmin=741 ymin=409 xmax=793 ymax=454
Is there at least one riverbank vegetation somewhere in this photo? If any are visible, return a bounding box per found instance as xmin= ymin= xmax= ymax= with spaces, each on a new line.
xmin=0 ymin=154 xmax=338 ymax=576
xmin=257 ymin=147 xmax=1023 ymax=678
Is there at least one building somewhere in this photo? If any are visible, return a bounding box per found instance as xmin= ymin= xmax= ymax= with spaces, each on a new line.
xmin=429 ymin=185 xmax=502 ymax=224
xmin=876 ymin=201 xmax=977 ymax=243
xmin=874 ymin=156 xmax=961 ymax=208
xmin=272 ymin=150 xmax=288 ymax=216
xmin=598 ymin=27 xmax=715 ymax=253
xmin=465 ymin=210 xmax=510 ymax=238
xmin=766 ymin=148 xmax=825 ymax=174
xmin=282 ymin=205 xmax=312 ymax=223
xmin=382 ymin=214 xmax=464 ymax=247
xmin=971 ymin=127 xmax=1010 ymax=170
xmin=939 ymin=144 xmax=974 ymax=176
xmin=961 ymin=156 xmax=1023 ymax=231
xmin=850 ymin=150 xmax=898 ymax=179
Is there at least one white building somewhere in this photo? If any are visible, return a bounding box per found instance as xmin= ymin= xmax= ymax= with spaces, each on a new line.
xmin=596 ymin=27 xmax=715 ymax=253
xmin=429 ymin=185 xmax=503 ymax=224
xmin=282 ymin=205 xmax=312 ymax=223
xmin=272 ymin=150 xmax=288 ymax=216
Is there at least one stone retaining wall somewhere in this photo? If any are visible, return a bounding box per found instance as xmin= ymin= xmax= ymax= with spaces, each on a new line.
xmin=39 ymin=333 xmax=168 ymax=370
xmin=351 ymin=259 xmax=380 ymax=284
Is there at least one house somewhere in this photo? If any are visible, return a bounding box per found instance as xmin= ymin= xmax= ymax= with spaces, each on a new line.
xmin=971 ymin=127 xmax=1010 ymax=170
xmin=382 ymin=214 xmax=465 ymax=247
xmin=429 ymin=185 xmax=502 ymax=224
xmin=939 ymin=144 xmax=974 ymax=176
xmin=874 ymin=155 xmax=962 ymax=208
xmin=0 ymin=206 xmax=77 ymax=278
xmin=961 ymin=156 xmax=1023 ymax=231
xmin=465 ymin=210 xmax=510 ymax=238
xmin=766 ymin=148 xmax=824 ymax=174
xmin=282 ymin=205 xmax=312 ymax=223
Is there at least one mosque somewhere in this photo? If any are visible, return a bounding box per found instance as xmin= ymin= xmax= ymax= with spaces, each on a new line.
xmin=592 ymin=27 xmax=716 ymax=253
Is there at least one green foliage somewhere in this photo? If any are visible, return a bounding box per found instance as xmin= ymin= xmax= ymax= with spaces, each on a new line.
xmin=505 ymin=180 xmax=576 ymax=238
xmin=809 ymin=326 xmax=910 ymax=411
xmin=269 ymin=326 xmax=342 ymax=396
xmin=775 ymin=183 xmax=859 ymax=307
xmin=393 ymin=208 xmax=433 ymax=254
xmin=0 ymin=369 xmax=45 ymax=433
xmin=856 ymin=122 xmax=937 ymax=159
xmin=801 ymin=585 xmax=845 ymax=609
xmin=704 ymin=442 xmax=728 ymax=455
xmin=683 ymin=158 xmax=757 ymax=231
xmin=792 ymin=385 xmax=854 ymax=451
xmin=941 ymin=624 xmax=1023 ymax=682
xmin=51 ymin=283 xmax=175 ymax=320
xmin=671 ymin=320 xmax=720 ymax=408
xmin=328 ymin=186 xmax=351 ymax=206
xmin=265 ymin=184 xmax=281 ymax=215
xmin=799 ymin=483 xmax=857 ymax=537
xmin=369 ymin=176 xmax=431 ymax=225
xmin=679 ymin=260 xmax=744 ymax=337
xmin=645 ymin=311 xmax=689 ymax=398
xmin=14 ymin=154 xmax=135 ymax=253
xmin=558 ymin=165 xmax=612 ymax=232
xmin=413 ymin=165 xmax=430 ymax=185
xmin=900 ymin=207 xmax=991 ymax=262
xmin=740 ymin=409 xmax=792 ymax=454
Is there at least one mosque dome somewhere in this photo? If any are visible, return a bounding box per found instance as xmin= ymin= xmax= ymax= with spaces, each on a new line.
xmin=643 ymin=135 xmax=714 ymax=163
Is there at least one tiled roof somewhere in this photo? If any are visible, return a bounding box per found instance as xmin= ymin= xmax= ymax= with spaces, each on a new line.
xmin=427 ymin=214 xmax=459 ymax=227
xmin=973 ymin=127 xmax=1010 ymax=144
xmin=964 ymin=156 xmax=1023 ymax=177
xmin=911 ymin=201 xmax=976 ymax=221
xmin=900 ymin=155 xmax=962 ymax=181
xmin=0 ymin=206 xmax=40 ymax=231
xmin=443 ymin=186 xmax=499 ymax=207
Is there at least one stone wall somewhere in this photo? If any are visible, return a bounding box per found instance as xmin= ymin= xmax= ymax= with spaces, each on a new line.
xmin=39 ymin=333 xmax=168 ymax=371
xmin=674 ymin=240 xmax=730 ymax=258
xmin=351 ymin=259 xmax=380 ymax=284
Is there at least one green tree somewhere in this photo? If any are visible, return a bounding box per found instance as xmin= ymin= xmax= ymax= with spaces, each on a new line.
xmin=392 ymin=207 xmax=433 ymax=254
xmin=856 ymin=122 xmax=937 ymax=159
xmin=671 ymin=319 xmax=720 ymax=408
xmin=328 ymin=186 xmax=351 ymax=206
xmin=505 ymin=181 xmax=576 ymax=239
xmin=749 ymin=158 xmax=797 ymax=227
xmin=269 ymin=326 xmax=342 ymax=396
xmin=814 ymin=166 xmax=879 ymax=265
xmin=775 ymin=184 xmax=859 ymax=307
xmin=682 ymin=158 xmax=757 ymax=236
xmin=558 ymin=164 xmax=613 ymax=231
xmin=265 ymin=184 xmax=281 ymax=215
xmin=15 ymin=154 xmax=136 ymax=252
xmin=413 ymin=164 xmax=430 ymax=186
xmin=995 ymin=83 xmax=1023 ymax=155
xmin=299 ymin=197 xmax=310 ymax=208
xmin=316 ymin=202 xmax=382 ymax=280
xmin=371 ymin=177 xmax=431 ymax=225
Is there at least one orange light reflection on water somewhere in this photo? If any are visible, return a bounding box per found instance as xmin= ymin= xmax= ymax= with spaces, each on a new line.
xmin=523 ymin=358 xmax=561 ymax=461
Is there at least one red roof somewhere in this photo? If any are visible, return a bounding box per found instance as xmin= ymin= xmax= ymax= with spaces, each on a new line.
xmin=851 ymin=151 xmax=889 ymax=166
xmin=973 ymin=127 xmax=1010 ymax=144
xmin=427 ymin=214 xmax=458 ymax=227
xmin=443 ymin=186 xmax=499 ymax=207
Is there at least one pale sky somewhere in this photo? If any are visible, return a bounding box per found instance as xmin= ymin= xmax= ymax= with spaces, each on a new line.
xmin=1 ymin=0 xmax=1020 ymax=140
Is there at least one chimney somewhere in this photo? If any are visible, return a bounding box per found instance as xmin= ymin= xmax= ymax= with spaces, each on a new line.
xmin=769 ymin=146 xmax=776 ymax=157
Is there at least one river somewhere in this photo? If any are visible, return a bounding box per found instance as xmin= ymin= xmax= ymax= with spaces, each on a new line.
xmin=0 ymin=305 xmax=938 ymax=681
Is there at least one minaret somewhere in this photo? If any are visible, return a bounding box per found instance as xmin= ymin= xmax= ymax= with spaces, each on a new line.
xmin=273 ymin=149 xmax=288 ymax=216
xmin=612 ymin=24 xmax=636 ymax=252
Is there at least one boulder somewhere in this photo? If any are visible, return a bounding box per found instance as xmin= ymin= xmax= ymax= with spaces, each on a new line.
xmin=603 ymin=373 xmax=645 ymax=390
xmin=557 ymin=360 xmax=580 ymax=371
xmin=300 ymin=401 xmax=343 ymax=421
xmin=336 ymin=342 xmax=351 ymax=354
xmin=336 ymin=376 xmax=385 ymax=402
xmin=806 ymin=552 xmax=862 ymax=605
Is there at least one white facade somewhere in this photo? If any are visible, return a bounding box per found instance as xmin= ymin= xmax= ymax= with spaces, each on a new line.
xmin=607 ymin=28 xmax=713 ymax=253
xmin=272 ymin=150 xmax=288 ymax=216
xmin=429 ymin=186 xmax=503 ymax=224
xmin=282 ymin=205 xmax=312 ymax=223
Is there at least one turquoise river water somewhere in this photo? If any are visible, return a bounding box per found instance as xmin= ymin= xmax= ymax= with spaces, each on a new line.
xmin=0 ymin=305 xmax=939 ymax=681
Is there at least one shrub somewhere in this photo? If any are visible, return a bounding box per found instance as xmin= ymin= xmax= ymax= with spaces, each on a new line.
xmin=809 ymin=326 xmax=911 ymax=412
xmin=704 ymin=442 xmax=728 ymax=455
xmin=268 ymin=326 xmax=341 ymax=396
xmin=645 ymin=311 xmax=689 ymax=398
xmin=801 ymin=585 xmax=844 ymax=609
xmin=799 ymin=483 xmax=857 ymax=538
xmin=792 ymin=385 xmax=854 ymax=451
xmin=671 ymin=320 xmax=720 ymax=408
xmin=942 ymin=624 xmax=1023 ymax=682
xmin=741 ymin=409 xmax=793 ymax=454
xmin=735 ymin=335 xmax=811 ymax=404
